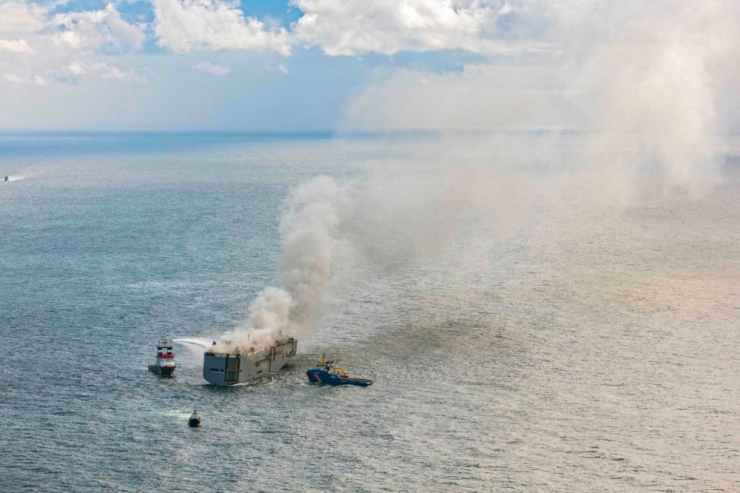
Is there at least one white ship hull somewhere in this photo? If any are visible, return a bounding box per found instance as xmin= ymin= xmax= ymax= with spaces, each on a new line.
xmin=202 ymin=339 xmax=297 ymax=385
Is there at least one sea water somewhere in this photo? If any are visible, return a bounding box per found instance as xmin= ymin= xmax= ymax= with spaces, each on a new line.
xmin=1 ymin=132 xmax=739 ymax=491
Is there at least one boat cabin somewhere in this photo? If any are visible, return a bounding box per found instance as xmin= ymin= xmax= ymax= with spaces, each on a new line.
xmin=156 ymin=340 xmax=175 ymax=367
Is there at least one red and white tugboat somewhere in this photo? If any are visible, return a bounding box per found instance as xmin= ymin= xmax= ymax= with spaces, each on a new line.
xmin=148 ymin=339 xmax=176 ymax=377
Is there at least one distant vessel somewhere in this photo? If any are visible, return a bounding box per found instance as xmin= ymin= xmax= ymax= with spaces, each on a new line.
xmin=3 ymin=176 xmax=8 ymax=181
xmin=307 ymin=355 xmax=373 ymax=387
xmin=148 ymin=339 xmax=176 ymax=377
xmin=188 ymin=410 xmax=201 ymax=428
xmin=202 ymin=338 xmax=297 ymax=385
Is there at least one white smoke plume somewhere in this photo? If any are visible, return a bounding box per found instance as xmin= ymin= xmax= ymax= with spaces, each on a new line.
xmin=204 ymin=159 xmax=496 ymax=355
xmin=211 ymin=176 xmax=347 ymax=354
xmin=195 ymin=1 xmax=740 ymax=355
xmin=560 ymin=0 xmax=740 ymax=196
xmin=342 ymin=1 xmax=740 ymax=197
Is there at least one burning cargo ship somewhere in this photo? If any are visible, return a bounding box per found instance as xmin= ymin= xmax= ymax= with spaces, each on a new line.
xmin=202 ymin=338 xmax=297 ymax=385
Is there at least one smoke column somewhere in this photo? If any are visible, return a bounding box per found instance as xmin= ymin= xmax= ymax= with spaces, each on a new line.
xmin=191 ymin=160 xmax=488 ymax=355
xmin=551 ymin=0 xmax=740 ymax=197
xmin=211 ymin=176 xmax=346 ymax=354
xmin=184 ymin=1 xmax=740 ymax=355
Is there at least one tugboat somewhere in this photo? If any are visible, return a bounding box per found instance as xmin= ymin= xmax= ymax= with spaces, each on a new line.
xmin=148 ymin=339 xmax=176 ymax=377
xmin=306 ymin=355 xmax=373 ymax=387
xmin=188 ymin=410 xmax=201 ymax=428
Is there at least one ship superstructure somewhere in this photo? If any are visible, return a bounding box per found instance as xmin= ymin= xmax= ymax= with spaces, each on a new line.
xmin=148 ymin=339 xmax=176 ymax=377
xmin=202 ymin=338 xmax=297 ymax=385
xmin=306 ymin=355 xmax=373 ymax=386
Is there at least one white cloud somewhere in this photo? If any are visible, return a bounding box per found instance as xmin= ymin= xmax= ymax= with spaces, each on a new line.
xmin=3 ymin=72 xmax=48 ymax=84
xmin=0 ymin=0 xmax=45 ymax=33
xmin=67 ymin=60 xmax=128 ymax=79
xmin=51 ymin=4 xmax=146 ymax=51
xmin=291 ymin=0 xmax=543 ymax=56
xmin=195 ymin=60 xmax=230 ymax=75
xmin=3 ymin=73 xmax=26 ymax=83
xmin=0 ymin=38 xmax=32 ymax=54
xmin=0 ymin=1 xmax=144 ymax=86
xmin=151 ymin=0 xmax=292 ymax=55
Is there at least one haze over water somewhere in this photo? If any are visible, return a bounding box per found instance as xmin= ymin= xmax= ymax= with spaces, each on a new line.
xmin=1 ymin=132 xmax=740 ymax=491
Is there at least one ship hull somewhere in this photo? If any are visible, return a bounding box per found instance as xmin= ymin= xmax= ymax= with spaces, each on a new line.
xmin=306 ymin=368 xmax=373 ymax=387
xmin=202 ymin=339 xmax=297 ymax=385
xmin=149 ymin=365 xmax=175 ymax=377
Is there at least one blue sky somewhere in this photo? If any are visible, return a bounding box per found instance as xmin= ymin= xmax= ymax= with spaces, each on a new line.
xmin=0 ymin=0 xmax=738 ymax=133
xmin=0 ymin=0 xmax=556 ymax=130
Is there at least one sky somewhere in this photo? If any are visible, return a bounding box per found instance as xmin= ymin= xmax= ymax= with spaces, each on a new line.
xmin=1 ymin=0 xmax=739 ymax=131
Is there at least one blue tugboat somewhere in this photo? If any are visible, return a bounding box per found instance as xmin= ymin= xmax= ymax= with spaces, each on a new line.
xmin=306 ymin=355 xmax=373 ymax=387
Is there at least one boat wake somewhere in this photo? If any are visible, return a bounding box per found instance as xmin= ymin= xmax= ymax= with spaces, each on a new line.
xmin=4 ymin=171 xmax=41 ymax=182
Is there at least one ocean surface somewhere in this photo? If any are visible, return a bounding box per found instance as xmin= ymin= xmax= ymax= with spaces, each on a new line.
xmin=1 ymin=132 xmax=739 ymax=492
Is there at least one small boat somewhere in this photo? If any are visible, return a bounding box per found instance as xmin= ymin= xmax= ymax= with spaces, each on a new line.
xmin=148 ymin=339 xmax=176 ymax=377
xmin=306 ymin=355 xmax=373 ymax=387
xmin=3 ymin=176 xmax=8 ymax=181
xmin=188 ymin=410 xmax=201 ymax=428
